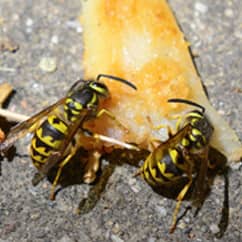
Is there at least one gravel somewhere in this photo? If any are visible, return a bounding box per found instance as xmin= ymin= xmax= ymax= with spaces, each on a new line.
xmin=0 ymin=0 xmax=241 ymax=241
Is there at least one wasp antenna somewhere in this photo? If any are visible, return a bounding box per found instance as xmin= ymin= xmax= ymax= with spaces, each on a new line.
xmin=96 ymin=74 xmax=137 ymax=90
xmin=168 ymin=98 xmax=205 ymax=113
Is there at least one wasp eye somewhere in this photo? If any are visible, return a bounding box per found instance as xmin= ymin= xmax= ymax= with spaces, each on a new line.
xmin=89 ymin=82 xmax=110 ymax=97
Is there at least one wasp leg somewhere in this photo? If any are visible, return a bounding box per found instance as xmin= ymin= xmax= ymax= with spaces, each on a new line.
xmin=96 ymin=108 xmax=129 ymax=133
xmin=146 ymin=124 xmax=173 ymax=152
xmin=216 ymin=166 xmax=229 ymax=238
xmin=49 ymin=147 xmax=77 ymax=200
xmin=148 ymin=138 xmax=162 ymax=151
xmin=83 ymin=150 xmax=101 ymax=184
xmin=77 ymin=163 xmax=116 ymax=215
xmin=170 ymin=174 xmax=193 ymax=233
xmin=80 ymin=127 xmax=139 ymax=151
xmin=147 ymin=116 xmax=175 ymax=138
xmin=133 ymin=166 xmax=144 ymax=178
xmin=32 ymin=172 xmax=45 ymax=186
xmin=168 ymin=114 xmax=184 ymax=134
xmin=50 ymin=136 xmax=103 ymax=200
xmin=153 ymin=124 xmax=174 ymax=138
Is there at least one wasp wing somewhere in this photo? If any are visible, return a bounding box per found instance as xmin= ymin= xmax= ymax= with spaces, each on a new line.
xmin=190 ymin=145 xmax=210 ymax=208
xmin=193 ymin=146 xmax=228 ymax=208
xmin=68 ymin=79 xmax=86 ymax=91
xmin=137 ymin=124 xmax=193 ymax=180
xmin=162 ymin=123 xmax=193 ymax=148
xmin=39 ymin=109 xmax=89 ymax=175
xmin=0 ymin=97 xmax=66 ymax=151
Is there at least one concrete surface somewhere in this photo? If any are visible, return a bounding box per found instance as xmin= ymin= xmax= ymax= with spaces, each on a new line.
xmin=0 ymin=0 xmax=241 ymax=241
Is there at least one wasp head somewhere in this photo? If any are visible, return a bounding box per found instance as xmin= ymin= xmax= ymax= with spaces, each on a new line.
xmin=88 ymin=81 xmax=110 ymax=99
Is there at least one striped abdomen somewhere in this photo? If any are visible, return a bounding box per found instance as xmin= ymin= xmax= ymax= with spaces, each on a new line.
xmin=30 ymin=115 xmax=68 ymax=169
xmin=141 ymin=146 xmax=188 ymax=187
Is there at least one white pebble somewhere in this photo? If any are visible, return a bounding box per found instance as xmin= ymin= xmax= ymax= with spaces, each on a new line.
xmin=210 ymin=224 xmax=220 ymax=234
xmin=194 ymin=2 xmax=208 ymax=14
xmin=39 ymin=57 xmax=57 ymax=73
xmin=26 ymin=18 xmax=33 ymax=26
xmin=224 ymin=9 xmax=234 ymax=18
xmin=128 ymin=177 xmax=141 ymax=193
xmin=111 ymin=234 xmax=124 ymax=242
xmin=66 ymin=20 xmax=83 ymax=33
xmin=51 ymin=35 xmax=59 ymax=44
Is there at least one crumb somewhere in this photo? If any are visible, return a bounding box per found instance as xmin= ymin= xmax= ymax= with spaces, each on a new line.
xmin=0 ymin=128 xmax=5 ymax=142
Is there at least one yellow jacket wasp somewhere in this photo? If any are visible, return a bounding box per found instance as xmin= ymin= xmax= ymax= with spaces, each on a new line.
xmin=136 ymin=98 xmax=226 ymax=233
xmin=0 ymin=74 xmax=137 ymax=200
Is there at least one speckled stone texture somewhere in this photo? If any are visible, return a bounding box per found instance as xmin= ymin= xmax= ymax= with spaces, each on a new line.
xmin=0 ymin=1 xmax=241 ymax=241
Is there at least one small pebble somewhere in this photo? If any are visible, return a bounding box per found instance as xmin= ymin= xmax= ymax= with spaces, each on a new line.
xmin=224 ymin=9 xmax=234 ymax=18
xmin=112 ymin=223 xmax=120 ymax=234
xmin=26 ymin=18 xmax=33 ymax=27
xmin=148 ymin=237 xmax=156 ymax=242
xmin=194 ymin=2 xmax=208 ymax=14
xmin=106 ymin=220 xmax=114 ymax=227
xmin=111 ymin=234 xmax=124 ymax=242
xmin=177 ymin=221 xmax=186 ymax=229
xmin=39 ymin=57 xmax=57 ymax=73
xmin=59 ymin=235 xmax=74 ymax=242
xmin=200 ymin=225 xmax=208 ymax=233
xmin=41 ymin=181 xmax=49 ymax=189
xmin=128 ymin=177 xmax=141 ymax=193
xmin=30 ymin=212 xmax=41 ymax=220
xmin=204 ymin=79 xmax=215 ymax=86
xmin=51 ymin=35 xmax=59 ymax=44
xmin=218 ymin=109 xmax=225 ymax=116
xmin=3 ymin=223 xmax=17 ymax=235
xmin=155 ymin=205 xmax=167 ymax=217
xmin=12 ymin=14 xmax=19 ymax=21
xmin=66 ymin=20 xmax=83 ymax=33
xmin=230 ymin=162 xmax=242 ymax=170
xmin=209 ymin=224 xmax=220 ymax=234
xmin=0 ymin=17 xmax=4 ymax=25
xmin=234 ymin=31 xmax=242 ymax=39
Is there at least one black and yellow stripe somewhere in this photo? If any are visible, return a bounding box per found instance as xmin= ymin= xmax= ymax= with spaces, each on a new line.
xmin=30 ymin=115 xmax=68 ymax=168
xmin=64 ymin=85 xmax=99 ymax=122
xmin=186 ymin=111 xmax=209 ymax=145
xmin=141 ymin=147 xmax=184 ymax=187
